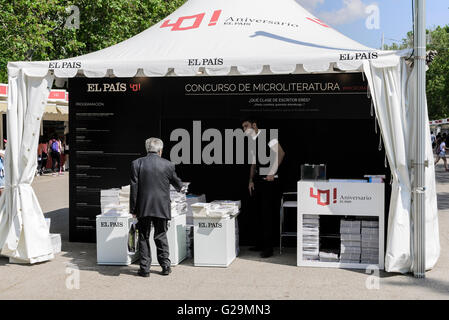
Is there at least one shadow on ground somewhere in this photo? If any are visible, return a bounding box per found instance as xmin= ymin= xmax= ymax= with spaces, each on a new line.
xmin=437 ymin=193 xmax=449 ymax=211
xmin=0 ymin=257 xmax=8 ymax=266
xmin=382 ymin=276 xmax=449 ymax=296
xmin=435 ymin=165 xmax=449 ymax=185
xmin=60 ymin=241 xmax=175 ymax=278
xmin=236 ymin=247 xmax=297 ymax=267
xmin=44 ymin=208 xmax=69 ymax=241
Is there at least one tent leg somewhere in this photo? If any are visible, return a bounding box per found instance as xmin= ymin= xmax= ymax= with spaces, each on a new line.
xmin=413 ymin=0 xmax=426 ymax=278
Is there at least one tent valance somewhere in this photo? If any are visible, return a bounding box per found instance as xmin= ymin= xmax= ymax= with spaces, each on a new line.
xmin=7 ymin=0 xmax=405 ymax=79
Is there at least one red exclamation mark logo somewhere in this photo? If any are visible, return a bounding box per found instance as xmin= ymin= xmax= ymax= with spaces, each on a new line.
xmin=333 ymin=188 xmax=337 ymax=204
xmin=208 ymin=10 xmax=222 ymax=26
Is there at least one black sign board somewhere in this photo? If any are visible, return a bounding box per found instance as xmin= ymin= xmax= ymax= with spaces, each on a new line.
xmin=69 ymin=73 xmax=387 ymax=243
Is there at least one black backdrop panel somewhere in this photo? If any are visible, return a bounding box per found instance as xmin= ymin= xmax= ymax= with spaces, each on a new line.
xmin=69 ymin=73 xmax=389 ymax=244
xmin=69 ymin=77 xmax=161 ymax=242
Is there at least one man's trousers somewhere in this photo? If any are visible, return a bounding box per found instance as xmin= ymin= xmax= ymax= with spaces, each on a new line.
xmin=137 ymin=216 xmax=170 ymax=273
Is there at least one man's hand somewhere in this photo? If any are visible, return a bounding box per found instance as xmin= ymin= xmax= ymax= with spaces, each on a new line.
xmin=248 ymin=181 xmax=255 ymax=196
xmin=132 ymin=214 xmax=136 ymax=219
xmin=180 ymin=185 xmax=189 ymax=194
xmin=264 ymin=175 xmax=275 ymax=181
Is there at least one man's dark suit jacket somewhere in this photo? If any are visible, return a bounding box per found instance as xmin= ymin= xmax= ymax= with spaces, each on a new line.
xmin=130 ymin=152 xmax=183 ymax=219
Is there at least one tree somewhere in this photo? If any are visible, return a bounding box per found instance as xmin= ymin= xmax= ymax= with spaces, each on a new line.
xmin=383 ymin=31 xmax=413 ymax=51
xmin=0 ymin=0 xmax=186 ymax=83
xmin=426 ymin=25 xmax=449 ymax=119
xmin=383 ymin=25 xmax=449 ymax=120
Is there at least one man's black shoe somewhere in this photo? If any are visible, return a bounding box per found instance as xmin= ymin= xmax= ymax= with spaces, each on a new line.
xmin=161 ymin=266 xmax=172 ymax=276
xmin=137 ymin=270 xmax=150 ymax=277
xmin=260 ymin=251 xmax=273 ymax=258
xmin=249 ymin=246 xmax=263 ymax=252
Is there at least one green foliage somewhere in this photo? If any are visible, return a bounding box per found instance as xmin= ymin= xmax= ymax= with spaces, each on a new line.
xmin=383 ymin=26 xmax=449 ymax=120
xmin=426 ymin=25 xmax=449 ymax=119
xmin=0 ymin=0 xmax=186 ymax=83
xmin=383 ymin=31 xmax=413 ymax=50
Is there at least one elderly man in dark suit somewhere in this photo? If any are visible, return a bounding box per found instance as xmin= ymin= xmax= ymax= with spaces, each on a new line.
xmin=130 ymin=137 xmax=183 ymax=277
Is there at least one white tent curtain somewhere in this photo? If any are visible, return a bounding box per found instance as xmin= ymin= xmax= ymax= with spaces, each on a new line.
xmin=363 ymin=60 xmax=440 ymax=273
xmin=0 ymin=69 xmax=55 ymax=263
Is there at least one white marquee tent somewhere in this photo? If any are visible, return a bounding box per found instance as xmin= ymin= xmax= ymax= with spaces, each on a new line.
xmin=0 ymin=0 xmax=439 ymax=273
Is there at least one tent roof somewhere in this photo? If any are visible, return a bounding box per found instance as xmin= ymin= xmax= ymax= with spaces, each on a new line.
xmin=8 ymin=0 xmax=406 ymax=78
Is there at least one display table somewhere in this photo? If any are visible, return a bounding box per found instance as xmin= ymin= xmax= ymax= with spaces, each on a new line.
xmin=150 ymin=213 xmax=187 ymax=266
xmin=193 ymin=213 xmax=239 ymax=267
xmin=96 ymin=214 xmax=139 ymax=265
xmin=297 ymin=181 xmax=385 ymax=270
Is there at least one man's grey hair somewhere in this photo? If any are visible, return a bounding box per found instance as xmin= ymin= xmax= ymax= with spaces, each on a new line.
xmin=145 ymin=137 xmax=164 ymax=153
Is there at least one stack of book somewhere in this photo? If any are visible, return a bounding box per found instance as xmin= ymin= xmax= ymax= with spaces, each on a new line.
xmin=186 ymin=194 xmax=207 ymax=225
xmin=186 ymin=226 xmax=194 ymax=259
xmin=100 ymin=188 xmax=129 ymax=216
xmin=170 ymin=185 xmax=188 ymax=217
xmin=340 ymin=219 xmax=361 ymax=263
xmin=361 ymin=220 xmax=379 ymax=264
xmin=302 ymin=215 xmax=320 ymax=261
xmin=210 ymin=200 xmax=241 ymax=216
xmin=190 ymin=202 xmax=236 ymax=218
xmin=319 ymin=251 xmax=339 ymax=262
xmin=119 ymin=185 xmax=130 ymax=213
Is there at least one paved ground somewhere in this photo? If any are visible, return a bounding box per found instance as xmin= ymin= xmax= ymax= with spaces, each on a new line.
xmin=0 ymin=168 xmax=448 ymax=300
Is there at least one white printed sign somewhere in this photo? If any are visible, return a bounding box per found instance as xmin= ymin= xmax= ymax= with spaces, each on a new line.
xmin=298 ymin=181 xmax=384 ymax=216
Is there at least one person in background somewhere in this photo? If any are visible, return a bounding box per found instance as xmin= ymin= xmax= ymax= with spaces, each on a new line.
xmin=431 ymin=131 xmax=436 ymax=149
xmin=63 ymin=134 xmax=69 ymax=171
xmin=0 ymin=139 xmax=6 ymax=196
xmin=130 ymin=138 xmax=184 ymax=277
xmin=434 ymin=133 xmax=442 ymax=154
xmin=434 ymin=133 xmax=449 ymax=171
xmin=37 ymin=137 xmax=48 ymax=176
xmin=58 ymin=136 xmax=64 ymax=175
xmin=49 ymin=135 xmax=61 ymax=176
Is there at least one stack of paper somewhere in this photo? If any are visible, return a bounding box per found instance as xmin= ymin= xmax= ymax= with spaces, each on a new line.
xmin=340 ymin=219 xmax=361 ymax=263
xmin=361 ymin=220 xmax=379 ymax=264
xmin=191 ymin=202 xmax=237 ymax=218
xmin=303 ymin=215 xmax=319 ymax=261
xmin=319 ymin=251 xmax=339 ymax=262
xmin=101 ymin=188 xmax=129 ymax=216
xmin=170 ymin=184 xmax=188 ymax=217
xmin=207 ymin=204 xmax=234 ymax=218
xmin=191 ymin=203 xmax=209 ymax=218
xmin=119 ymin=185 xmax=130 ymax=213
xmin=210 ymin=200 xmax=241 ymax=215
xmin=186 ymin=194 xmax=207 ymax=225
xmin=185 ymin=226 xmax=194 ymax=259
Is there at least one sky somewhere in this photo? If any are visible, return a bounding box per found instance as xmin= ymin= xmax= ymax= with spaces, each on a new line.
xmin=296 ymin=0 xmax=449 ymax=49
